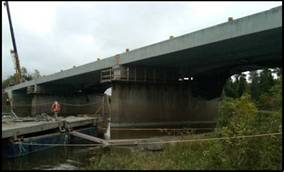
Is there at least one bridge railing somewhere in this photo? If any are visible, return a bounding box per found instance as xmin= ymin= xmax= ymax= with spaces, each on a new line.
xmin=100 ymin=68 xmax=114 ymax=83
xmin=100 ymin=66 xmax=180 ymax=83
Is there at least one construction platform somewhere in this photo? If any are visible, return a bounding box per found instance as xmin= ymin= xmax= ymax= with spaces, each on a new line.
xmin=2 ymin=116 xmax=97 ymax=139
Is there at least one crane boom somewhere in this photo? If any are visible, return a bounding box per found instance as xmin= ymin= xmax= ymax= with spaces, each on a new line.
xmin=4 ymin=1 xmax=22 ymax=84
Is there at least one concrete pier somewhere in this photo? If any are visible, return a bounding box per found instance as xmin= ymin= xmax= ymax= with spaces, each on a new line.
xmin=111 ymin=81 xmax=218 ymax=127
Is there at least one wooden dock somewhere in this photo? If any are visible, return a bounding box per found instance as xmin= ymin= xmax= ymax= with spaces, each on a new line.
xmin=2 ymin=116 xmax=97 ymax=139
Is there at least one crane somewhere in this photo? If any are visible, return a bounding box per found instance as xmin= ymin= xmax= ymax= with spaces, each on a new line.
xmin=4 ymin=1 xmax=22 ymax=84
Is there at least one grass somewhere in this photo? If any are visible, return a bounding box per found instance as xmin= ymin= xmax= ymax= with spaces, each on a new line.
xmin=83 ymin=130 xmax=282 ymax=170
xmin=83 ymin=133 xmax=213 ymax=170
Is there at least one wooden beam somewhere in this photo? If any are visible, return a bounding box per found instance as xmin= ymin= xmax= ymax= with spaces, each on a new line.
xmin=70 ymin=130 xmax=108 ymax=145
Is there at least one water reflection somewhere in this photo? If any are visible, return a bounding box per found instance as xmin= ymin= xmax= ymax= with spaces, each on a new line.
xmin=2 ymin=146 xmax=94 ymax=170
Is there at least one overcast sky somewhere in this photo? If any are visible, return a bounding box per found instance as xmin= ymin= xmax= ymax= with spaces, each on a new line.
xmin=2 ymin=1 xmax=282 ymax=80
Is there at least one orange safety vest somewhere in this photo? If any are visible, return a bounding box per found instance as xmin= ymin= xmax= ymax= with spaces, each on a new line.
xmin=51 ymin=102 xmax=61 ymax=112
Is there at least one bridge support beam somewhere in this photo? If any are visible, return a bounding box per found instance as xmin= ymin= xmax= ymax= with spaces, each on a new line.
xmin=111 ymin=81 xmax=219 ymax=128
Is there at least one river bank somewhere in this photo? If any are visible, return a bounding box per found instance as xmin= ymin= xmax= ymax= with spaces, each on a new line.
xmin=83 ymin=95 xmax=282 ymax=170
xmin=83 ymin=131 xmax=282 ymax=170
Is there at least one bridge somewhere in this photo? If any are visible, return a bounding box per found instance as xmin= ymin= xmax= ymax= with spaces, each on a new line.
xmin=5 ymin=6 xmax=282 ymax=128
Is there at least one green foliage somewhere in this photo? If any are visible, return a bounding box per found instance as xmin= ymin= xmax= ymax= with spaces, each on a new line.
xmin=258 ymin=68 xmax=275 ymax=95
xmin=21 ymin=67 xmax=33 ymax=81
xmin=217 ymin=94 xmax=259 ymax=129
xmin=257 ymin=76 xmax=282 ymax=110
xmin=224 ymin=68 xmax=279 ymax=101
xmin=217 ymin=97 xmax=236 ymax=128
xmin=216 ymin=94 xmax=282 ymax=169
xmin=223 ymin=78 xmax=239 ymax=98
xmin=2 ymin=74 xmax=17 ymax=88
xmin=238 ymin=74 xmax=248 ymax=95
xmin=223 ymin=72 xmax=282 ymax=168
xmin=249 ymin=68 xmax=276 ymax=102
xmin=224 ymin=74 xmax=248 ymax=98
xmin=249 ymin=70 xmax=260 ymax=100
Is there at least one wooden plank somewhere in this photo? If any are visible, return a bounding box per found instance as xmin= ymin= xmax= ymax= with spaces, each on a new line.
xmin=64 ymin=116 xmax=96 ymax=128
xmin=70 ymin=131 xmax=108 ymax=145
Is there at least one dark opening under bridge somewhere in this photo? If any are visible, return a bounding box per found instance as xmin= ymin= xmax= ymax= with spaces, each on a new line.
xmin=5 ymin=6 xmax=282 ymax=128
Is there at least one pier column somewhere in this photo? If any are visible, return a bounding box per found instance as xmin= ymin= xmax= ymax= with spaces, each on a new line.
xmin=111 ymin=81 xmax=219 ymax=128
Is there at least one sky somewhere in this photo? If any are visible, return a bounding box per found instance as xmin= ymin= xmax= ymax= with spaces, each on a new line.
xmin=2 ymin=1 xmax=282 ymax=81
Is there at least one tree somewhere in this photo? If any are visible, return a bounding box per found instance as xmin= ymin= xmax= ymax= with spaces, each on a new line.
xmin=258 ymin=68 xmax=274 ymax=95
xmin=21 ymin=67 xmax=32 ymax=81
xmin=237 ymin=73 xmax=247 ymax=98
xmin=2 ymin=67 xmax=39 ymax=88
xmin=32 ymin=69 xmax=41 ymax=79
xmin=257 ymin=70 xmax=282 ymax=110
xmin=224 ymin=73 xmax=247 ymax=99
xmin=2 ymin=74 xmax=17 ymax=88
xmin=217 ymin=94 xmax=282 ymax=169
xmin=224 ymin=77 xmax=238 ymax=98
xmin=272 ymin=67 xmax=281 ymax=78
xmin=249 ymin=70 xmax=260 ymax=101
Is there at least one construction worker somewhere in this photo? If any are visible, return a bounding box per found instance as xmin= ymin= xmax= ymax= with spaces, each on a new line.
xmin=51 ymin=101 xmax=61 ymax=120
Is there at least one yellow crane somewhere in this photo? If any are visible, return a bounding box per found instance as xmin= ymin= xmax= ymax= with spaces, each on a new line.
xmin=4 ymin=1 xmax=22 ymax=84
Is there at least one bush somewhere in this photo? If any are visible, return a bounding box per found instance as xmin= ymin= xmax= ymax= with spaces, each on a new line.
xmin=215 ymin=94 xmax=282 ymax=170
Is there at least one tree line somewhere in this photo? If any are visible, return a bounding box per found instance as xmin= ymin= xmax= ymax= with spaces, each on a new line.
xmin=2 ymin=67 xmax=41 ymax=88
xmin=223 ymin=67 xmax=282 ymax=110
